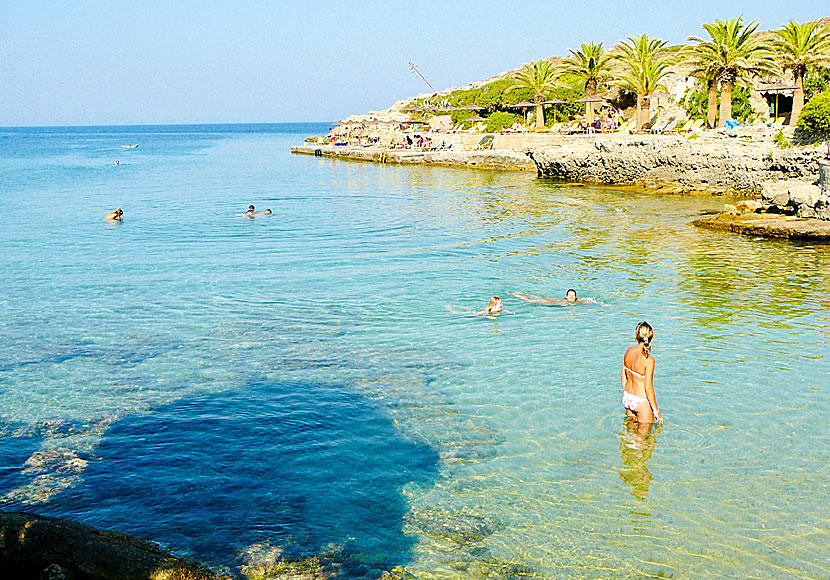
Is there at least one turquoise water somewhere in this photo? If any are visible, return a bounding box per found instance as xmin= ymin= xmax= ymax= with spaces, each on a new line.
xmin=0 ymin=124 xmax=828 ymax=579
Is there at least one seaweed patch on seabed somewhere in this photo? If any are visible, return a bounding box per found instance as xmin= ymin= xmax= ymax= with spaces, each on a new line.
xmin=0 ymin=416 xmax=118 ymax=506
xmin=405 ymin=508 xmax=538 ymax=580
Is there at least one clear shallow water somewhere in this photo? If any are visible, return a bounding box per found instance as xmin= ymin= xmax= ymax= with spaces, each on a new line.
xmin=0 ymin=124 xmax=828 ymax=579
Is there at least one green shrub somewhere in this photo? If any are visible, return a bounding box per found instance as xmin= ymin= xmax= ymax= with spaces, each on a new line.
xmin=485 ymin=112 xmax=519 ymax=132
xmin=797 ymin=90 xmax=830 ymax=135
xmin=804 ymin=66 xmax=830 ymax=100
xmin=450 ymin=109 xmax=475 ymax=124
xmin=683 ymin=84 xmax=755 ymax=123
xmin=773 ymin=128 xmax=792 ymax=149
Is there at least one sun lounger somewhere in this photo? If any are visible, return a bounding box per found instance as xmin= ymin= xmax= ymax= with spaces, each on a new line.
xmin=473 ymin=134 xmax=495 ymax=151
xmin=649 ymin=120 xmax=668 ymax=134
xmin=672 ymin=120 xmax=694 ymax=134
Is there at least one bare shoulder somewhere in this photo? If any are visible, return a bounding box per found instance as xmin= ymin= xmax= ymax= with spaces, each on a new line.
xmin=645 ymin=356 xmax=656 ymax=369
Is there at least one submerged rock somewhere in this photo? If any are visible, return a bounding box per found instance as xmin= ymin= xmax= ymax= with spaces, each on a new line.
xmin=0 ymin=512 xmax=225 ymax=580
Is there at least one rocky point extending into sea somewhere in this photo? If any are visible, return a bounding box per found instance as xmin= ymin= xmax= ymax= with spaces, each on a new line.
xmin=294 ymin=123 xmax=830 ymax=239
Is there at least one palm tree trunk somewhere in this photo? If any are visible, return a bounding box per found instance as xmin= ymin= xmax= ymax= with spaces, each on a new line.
xmin=535 ymin=103 xmax=544 ymax=129
xmin=635 ymin=94 xmax=643 ymax=129
xmin=718 ymin=80 xmax=733 ymax=128
xmin=790 ymin=69 xmax=805 ymax=125
xmin=586 ymin=80 xmax=597 ymax=126
xmin=706 ymin=79 xmax=718 ymax=129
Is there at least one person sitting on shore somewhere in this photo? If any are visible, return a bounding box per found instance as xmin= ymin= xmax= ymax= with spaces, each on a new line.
xmin=477 ymin=296 xmax=503 ymax=316
xmin=512 ymin=289 xmax=581 ymax=305
xmin=621 ymin=321 xmax=663 ymax=425
xmin=105 ymin=208 xmax=123 ymax=221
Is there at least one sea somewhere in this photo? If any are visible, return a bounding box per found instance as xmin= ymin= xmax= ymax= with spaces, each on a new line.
xmin=0 ymin=123 xmax=827 ymax=579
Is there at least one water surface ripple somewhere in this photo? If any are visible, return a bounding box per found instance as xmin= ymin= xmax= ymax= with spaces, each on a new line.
xmin=0 ymin=124 xmax=828 ymax=579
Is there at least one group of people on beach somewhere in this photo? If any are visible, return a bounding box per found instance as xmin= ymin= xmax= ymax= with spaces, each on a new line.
xmin=478 ymin=291 xmax=662 ymax=426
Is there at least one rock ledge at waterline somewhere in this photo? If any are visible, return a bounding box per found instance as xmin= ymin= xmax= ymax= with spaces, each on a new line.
xmin=0 ymin=511 xmax=224 ymax=580
xmin=295 ymin=130 xmax=825 ymax=195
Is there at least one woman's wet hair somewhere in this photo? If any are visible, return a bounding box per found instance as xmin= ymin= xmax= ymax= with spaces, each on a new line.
xmin=248 ymin=205 xmax=255 ymax=211
xmin=635 ymin=321 xmax=654 ymax=358
xmin=566 ymin=288 xmax=577 ymax=297
xmin=487 ymin=296 xmax=502 ymax=312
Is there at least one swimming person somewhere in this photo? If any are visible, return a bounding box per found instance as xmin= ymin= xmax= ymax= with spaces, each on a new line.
xmin=621 ymin=321 xmax=663 ymax=425
xmin=477 ymin=296 xmax=503 ymax=316
xmin=105 ymin=208 xmax=123 ymax=221
xmin=243 ymin=205 xmax=255 ymax=218
xmin=512 ymin=289 xmax=580 ymax=305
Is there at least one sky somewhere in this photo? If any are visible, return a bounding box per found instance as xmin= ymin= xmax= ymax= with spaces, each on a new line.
xmin=1 ymin=1 xmax=828 ymax=126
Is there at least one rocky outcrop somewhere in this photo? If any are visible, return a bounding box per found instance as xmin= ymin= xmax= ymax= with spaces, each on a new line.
xmin=692 ymin=213 xmax=830 ymax=239
xmin=291 ymin=145 xmax=535 ymax=171
xmin=761 ymin=179 xmax=830 ymax=219
xmin=529 ymin=133 xmax=825 ymax=194
xmin=0 ymin=512 xmax=225 ymax=580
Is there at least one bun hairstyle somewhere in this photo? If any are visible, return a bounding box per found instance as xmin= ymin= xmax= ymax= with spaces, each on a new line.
xmin=635 ymin=321 xmax=654 ymax=358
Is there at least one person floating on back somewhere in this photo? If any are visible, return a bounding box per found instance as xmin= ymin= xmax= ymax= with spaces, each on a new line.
xmin=512 ymin=289 xmax=580 ymax=305
xmin=105 ymin=208 xmax=123 ymax=221
xmin=621 ymin=321 xmax=663 ymax=425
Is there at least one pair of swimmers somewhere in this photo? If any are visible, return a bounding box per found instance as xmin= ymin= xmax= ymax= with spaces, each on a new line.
xmin=105 ymin=208 xmax=123 ymax=221
xmin=243 ymin=205 xmax=272 ymax=218
xmin=478 ymin=289 xmax=581 ymax=315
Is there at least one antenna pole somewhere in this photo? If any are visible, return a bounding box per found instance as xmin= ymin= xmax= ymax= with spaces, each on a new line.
xmin=408 ymin=62 xmax=437 ymax=93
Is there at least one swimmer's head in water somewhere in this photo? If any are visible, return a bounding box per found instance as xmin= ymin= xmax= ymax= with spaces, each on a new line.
xmin=635 ymin=321 xmax=654 ymax=358
xmin=487 ymin=296 xmax=503 ymax=313
xmin=116 ymin=208 xmax=123 ymax=216
xmin=248 ymin=205 xmax=255 ymax=211
xmin=264 ymin=209 xmax=272 ymax=214
xmin=566 ymin=289 xmax=577 ymax=302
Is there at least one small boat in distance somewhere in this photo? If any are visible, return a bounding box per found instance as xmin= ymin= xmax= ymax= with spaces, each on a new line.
xmin=120 ymin=144 xmax=138 ymax=149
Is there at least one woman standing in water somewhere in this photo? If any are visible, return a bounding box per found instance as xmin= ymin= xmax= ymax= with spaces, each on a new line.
xmin=621 ymin=321 xmax=663 ymax=425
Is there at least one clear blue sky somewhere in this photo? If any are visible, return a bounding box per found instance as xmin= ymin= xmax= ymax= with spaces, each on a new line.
xmin=1 ymin=1 xmax=827 ymax=126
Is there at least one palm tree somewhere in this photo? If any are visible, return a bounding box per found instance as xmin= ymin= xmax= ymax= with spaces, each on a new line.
xmin=685 ymin=32 xmax=724 ymax=128
xmin=770 ymin=19 xmax=830 ymax=124
xmin=689 ymin=17 xmax=775 ymax=127
xmin=509 ymin=59 xmax=558 ymax=128
xmin=614 ymin=35 xmax=676 ymax=129
xmin=560 ymin=42 xmax=614 ymax=122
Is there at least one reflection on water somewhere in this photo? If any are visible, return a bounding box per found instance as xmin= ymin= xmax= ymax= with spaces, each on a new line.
xmin=619 ymin=418 xmax=660 ymax=501
xmin=1 ymin=127 xmax=829 ymax=580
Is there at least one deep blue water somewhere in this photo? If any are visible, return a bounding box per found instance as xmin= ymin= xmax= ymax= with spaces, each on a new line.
xmin=0 ymin=123 xmax=828 ymax=579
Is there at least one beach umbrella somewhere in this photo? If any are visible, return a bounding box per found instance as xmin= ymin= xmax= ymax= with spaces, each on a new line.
xmin=509 ymin=100 xmax=537 ymax=124
xmin=575 ymin=95 xmax=607 ymax=125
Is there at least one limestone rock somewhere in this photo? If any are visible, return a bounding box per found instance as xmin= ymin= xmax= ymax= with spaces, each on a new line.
xmin=788 ymin=183 xmax=823 ymax=208
xmin=722 ymin=204 xmax=740 ymax=216
xmin=0 ymin=512 xmax=225 ymax=580
xmin=761 ymin=182 xmax=791 ymax=206
xmin=735 ymin=200 xmax=763 ymax=214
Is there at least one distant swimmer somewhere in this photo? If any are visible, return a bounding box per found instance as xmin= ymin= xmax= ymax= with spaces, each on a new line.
xmin=255 ymin=208 xmax=272 ymax=216
xmin=621 ymin=321 xmax=663 ymax=425
xmin=114 ymin=160 xmax=120 ymax=166
xmin=241 ymin=205 xmax=255 ymax=218
xmin=477 ymin=296 xmax=503 ymax=316
xmin=512 ymin=289 xmax=582 ymax=305
xmin=105 ymin=208 xmax=123 ymax=221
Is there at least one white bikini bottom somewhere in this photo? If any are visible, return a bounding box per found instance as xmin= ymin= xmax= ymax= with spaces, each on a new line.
xmin=622 ymin=391 xmax=647 ymax=411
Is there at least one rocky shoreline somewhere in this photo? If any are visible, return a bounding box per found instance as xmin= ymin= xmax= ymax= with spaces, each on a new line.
xmin=295 ymin=129 xmax=826 ymax=194
xmin=0 ymin=511 xmax=225 ymax=580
